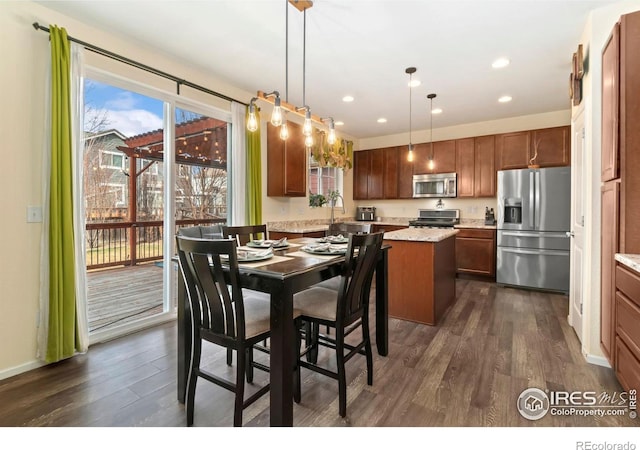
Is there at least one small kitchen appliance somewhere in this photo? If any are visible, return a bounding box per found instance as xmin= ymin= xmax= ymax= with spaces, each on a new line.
xmin=356 ymin=206 xmax=376 ymax=221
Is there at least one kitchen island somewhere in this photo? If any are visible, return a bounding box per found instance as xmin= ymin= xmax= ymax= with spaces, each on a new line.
xmin=383 ymin=227 xmax=458 ymax=325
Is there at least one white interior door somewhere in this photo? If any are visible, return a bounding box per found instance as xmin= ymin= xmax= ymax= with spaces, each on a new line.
xmin=569 ymin=109 xmax=586 ymax=341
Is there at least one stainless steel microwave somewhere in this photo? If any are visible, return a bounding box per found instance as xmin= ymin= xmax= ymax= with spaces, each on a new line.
xmin=412 ymin=173 xmax=457 ymax=198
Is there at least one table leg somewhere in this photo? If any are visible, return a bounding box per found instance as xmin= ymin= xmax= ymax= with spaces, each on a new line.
xmin=177 ymin=267 xmax=189 ymax=403
xmin=375 ymin=249 xmax=389 ymax=356
xmin=269 ymin=283 xmax=294 ymax=426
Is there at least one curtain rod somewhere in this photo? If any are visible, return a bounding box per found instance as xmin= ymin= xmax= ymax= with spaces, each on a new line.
xmin=33 ymin=22 xmax=249 ymax=106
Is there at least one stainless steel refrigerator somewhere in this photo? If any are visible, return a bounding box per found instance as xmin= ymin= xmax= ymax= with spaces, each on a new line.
xmin=496 ymin=167 xmax=571 ymax=293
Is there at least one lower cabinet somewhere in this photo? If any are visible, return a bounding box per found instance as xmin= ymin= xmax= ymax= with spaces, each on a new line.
xmin=614 ymin=264 xmax=640 ymax=392
xmin=372 ymin=224 xmax=407 ymax=233
xmin=269 ymin=230 xmax=326 ymax=240
xmin=455 ymin=228 xmax=496 ymax=278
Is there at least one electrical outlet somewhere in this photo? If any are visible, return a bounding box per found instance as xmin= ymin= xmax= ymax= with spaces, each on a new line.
xmin=27 ymin=206 xmax=43 ymax=223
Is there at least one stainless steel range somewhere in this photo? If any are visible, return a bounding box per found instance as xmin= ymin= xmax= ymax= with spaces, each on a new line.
xmin=409 ymin=209 xmax=460 ymax=228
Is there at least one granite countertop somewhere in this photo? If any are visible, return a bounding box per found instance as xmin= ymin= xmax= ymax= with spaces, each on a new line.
xmin=268 ymin=217 xmax=412 ymax=233
xmin=454 ymin=219 xmax=497 ymax=230
xmin=615 ymin=254 xmax=640 ymax=273
xmin=343 ymin=219 xmax=411 ymax=227
xmin=383 ymin=227 xmax=459 ymax=243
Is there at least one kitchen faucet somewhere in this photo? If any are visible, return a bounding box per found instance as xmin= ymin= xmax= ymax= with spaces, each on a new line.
xmin=329 ymin=192 xmax=345 ymax=224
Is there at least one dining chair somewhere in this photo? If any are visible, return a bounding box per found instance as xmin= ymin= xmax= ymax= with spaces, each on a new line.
xmin=177 ymin=224 xmax=223 ymax=239
xmin=292 ymin=231 xmax=384 ymax=417
xmin=327 ymin=222 xmax=372 ymax=237
xmin=221 ymin=224 xmax=268 ymax=246
xmin=175 ymin=235 xmax=271 ymax=427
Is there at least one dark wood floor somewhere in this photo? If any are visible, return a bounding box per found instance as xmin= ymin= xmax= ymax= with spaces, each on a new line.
xmin=0 ymin=279 xmax=635 ymax=427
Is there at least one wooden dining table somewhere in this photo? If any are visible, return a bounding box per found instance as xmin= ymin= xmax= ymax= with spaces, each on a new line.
xmin=175 ymin=237 xmax=390 ymax=426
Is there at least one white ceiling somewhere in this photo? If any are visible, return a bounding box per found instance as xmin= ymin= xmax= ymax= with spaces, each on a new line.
xmin=37 ymin=0 xmax=615 ymax=139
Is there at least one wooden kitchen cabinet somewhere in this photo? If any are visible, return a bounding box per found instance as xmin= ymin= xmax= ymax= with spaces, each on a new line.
xmin=398 ymin=145 xmax=414 ymax=198
xmin=413 ymin=140 xmax=456 ymax=174
xmin=602 ymin=22 xmax=620 ymax=182
xmin=267 ymin=121 xmax=306 ymax=197
xmin=496 ymin=131 xmax=530 ymax=170
xmin=353 ymin=150 xmax=370 ymax=200
xmin=383 ymin=147 xmax=399 ymax=199
xmin=269 ymin=230 xmax=326 ymax=240
xmin=475 ymin=135 xmax=496 ymax=197
xmin=455 ymin=138 xmax=475 ymax=197
xmin=601 ymin=180 xmax=620 ymax=363
xmin=530 ymin=126 xmax=570 ymax=167
xmin=601 ymin=10 xmax=640 ymax=371
xmin=455 ymin=228 xmax=496 ymax=278
xmin=615 ymin=264 xmax=640 ymax=392
xmin=372 ymin=224 xmax=407 ymax=233
xmin=367 ymin=148 xmax=385 ymax=199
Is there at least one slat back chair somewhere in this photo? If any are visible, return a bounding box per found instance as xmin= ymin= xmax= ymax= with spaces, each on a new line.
xmin=293 ymin=231 xmax=384 ymax=417
xmin=221 ymin=224 xmax=268 ymax=246
xmin=177 ymin=224 xmax=223 ymax=239
xmin=176 ymin=236 xmax=270 ymax=427
xmin=327 ymin=222 xmax=372 ymax=237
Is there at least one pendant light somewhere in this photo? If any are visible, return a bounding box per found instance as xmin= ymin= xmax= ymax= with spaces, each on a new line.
xmin=406 ymin=67 xmax=416 ymax=162
xmin=280 ymin=0 xmax=290 ymax=140
xmin=427 ymin=93 xmax=437 ymax=170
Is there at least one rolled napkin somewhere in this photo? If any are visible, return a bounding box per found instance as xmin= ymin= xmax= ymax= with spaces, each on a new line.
xmin=237 ymin=248 xmax=273 ymax=260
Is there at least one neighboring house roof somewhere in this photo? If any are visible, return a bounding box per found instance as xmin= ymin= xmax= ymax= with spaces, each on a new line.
xmin=84 ymin=129 xmax=128 ymax=141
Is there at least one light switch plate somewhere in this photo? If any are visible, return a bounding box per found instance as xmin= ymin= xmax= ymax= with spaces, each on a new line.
xmin=27 ymin=206 xmax=43 ymax=223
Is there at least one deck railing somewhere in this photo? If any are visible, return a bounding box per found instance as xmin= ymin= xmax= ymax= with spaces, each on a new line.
xmin=85 ymin=218 xmax=226 ymax=270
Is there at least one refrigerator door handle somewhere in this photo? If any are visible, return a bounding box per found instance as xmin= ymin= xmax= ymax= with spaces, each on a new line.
xmin=529 ymin=172 xmax=535 ymax=228
xmin=499 ymin=247 xmax=569 ymax=257
xmin=535 ymin=171 xmax=541 ymax=229
xmin=501 ymin=231 xmax=570 ymax=239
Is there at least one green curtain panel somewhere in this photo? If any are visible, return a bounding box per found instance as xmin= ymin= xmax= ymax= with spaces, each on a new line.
xmin=47 ymin=26 xmax=79 ymax=363
xmin=246 ymin=106 xmax=262 ymax=225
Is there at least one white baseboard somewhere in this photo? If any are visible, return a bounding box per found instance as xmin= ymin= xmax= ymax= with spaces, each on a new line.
xmin=0 ymin=359 xmax=46 ymax=382
xmin=584 ymin=353 xmax=612 ymax=368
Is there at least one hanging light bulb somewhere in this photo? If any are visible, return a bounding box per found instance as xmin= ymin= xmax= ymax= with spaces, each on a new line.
xmin=427 ymin=93 xmax=437 ymax=171
xmin=305 ymin=133 xmax=313 ymax=148
xmin=303 ymin=108 xmax=313 ymax=136
xmin=280 ymin=120 xmax=289 ymax=140
xmin=406 ymin=67 xmax=416 ymax=162
xmin=327 ymin=119 xmax=336 ymax=145
xmin=247 ymin=101 xmax=258 ymax=132
xmin=270 ymin=94 xmax=283 ymax=127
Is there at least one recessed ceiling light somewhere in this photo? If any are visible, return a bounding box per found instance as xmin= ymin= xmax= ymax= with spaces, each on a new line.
xmin=431 ymin=108 xmax=443 ymax=115
xmin=498 ymin=95 xmax=512 ymax=103
xmin=377 ymin=118 xmax=387 ymax=123
xmin=492 ymin=57 xmax=510 ymax=69
xmin=408 ymin=79 xmax=421 ymax=88
xmin=342 ymin=95 xmax=354 ymax=103
xmin=335 ymin=121 xmax=344 ymax=126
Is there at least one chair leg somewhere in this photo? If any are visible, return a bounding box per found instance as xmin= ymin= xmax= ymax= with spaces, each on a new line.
xmin=186 ymin=337 xmax=202 ymax=427
xmin=307 ymin=322 xmax=319 ymax=364
xmin=293 ymin=320 xmax=301 ymax=403
xmin=336 ymin=332 xmax=347 ymax=418
xmin=234 ymin=345 xmax=246 ymax=427
xmin=227 ymin=348 xmax=233 ymax=366
xmin=245 ymin=347 xmax=254 ymax=384
xmin=362 ymin=319 xmax=373 ymax=386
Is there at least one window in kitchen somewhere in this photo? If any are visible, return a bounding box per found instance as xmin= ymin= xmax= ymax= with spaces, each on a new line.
xmin=309 ymin=154 xmax=343 ymax=207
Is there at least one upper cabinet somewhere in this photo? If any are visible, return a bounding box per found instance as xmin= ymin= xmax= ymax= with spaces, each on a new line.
xmin=474 ymin=135 xmax=496 ymax=197
xmin=455 ymin=138 xmax=475 ymax=197
xmin=367 ymin=148 xmax=385 ymax=199
xmin=456 ymin=136 xmax=496 ymax=198
xmin=496 ymin=126 xmax=570 ymax=171
xmin=414 ymin=140 xmax=456 ymax=174
xmin=353 ymin=150 xmax=370 ymax=200
xmin=398 ymin=146 xmax=414 ymax=198
xmin=383 ymin=147 xmax=400 ymax=199
xmin=602 ymin=22 xmax=620 ymax=182
xmin=267 ymin=121 xmax=306 ymax=197
xmin=531 ymin=126 xmax=570 ymax=167
xmin=495 ymin=131 xmax=530 ymax=170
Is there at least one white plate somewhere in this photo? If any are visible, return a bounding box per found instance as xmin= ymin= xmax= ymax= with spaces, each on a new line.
xmin=237 ymin=253 xmax=273 ymax=262
xmin=247 ymin=240 xmax=289 ymax=249
xmin=317 ymin=235 xmax=349 ymax=244
xmin=301 ymin=245 xmax=347 ymax=255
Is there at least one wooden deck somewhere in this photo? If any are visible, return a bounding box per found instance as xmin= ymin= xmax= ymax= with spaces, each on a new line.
xmin=87 ymin=263 xmax=165 ymax=333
